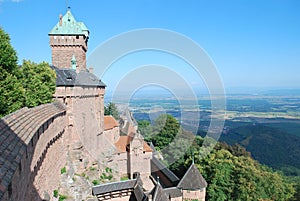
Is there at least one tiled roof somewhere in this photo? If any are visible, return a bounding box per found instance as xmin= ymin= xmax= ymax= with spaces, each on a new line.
xmin=0 ymin=102 xmax=66 ymax=199
xmin=177 ymin=163 xmax=207 ymax=190
xmin=104 ymin=116 xmax=119 ymax=131
xmin=114 ymin=136 xmax=153 ymax=153
xmin=114 ymin=136 xmax=132 ymax=153
xmin=52 ymin=66 xmax=106 ymax=87
xmin=49 ymin=9 xmax=89 ymax=37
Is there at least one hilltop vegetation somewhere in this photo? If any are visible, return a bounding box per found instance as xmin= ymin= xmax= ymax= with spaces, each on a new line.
xmin=220 ymin=124 xmax=300 ymax=171
xmin=138 ymin=114 xmax=297 ymax=201
xmin=0 ymin=28 xmax=56 ymax=118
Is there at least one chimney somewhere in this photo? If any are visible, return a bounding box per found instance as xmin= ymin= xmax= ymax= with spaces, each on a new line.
xmin=89 ymin=67 xmax=93 ymax=73
xmin=59 ymin=14 xmax=63 ymax=26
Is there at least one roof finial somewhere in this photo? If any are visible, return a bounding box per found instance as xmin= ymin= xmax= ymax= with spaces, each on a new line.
xmin=59 ymin=14 xmax=63 ymax=26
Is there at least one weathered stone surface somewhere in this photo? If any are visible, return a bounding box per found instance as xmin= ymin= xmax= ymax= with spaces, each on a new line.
xmin=0 ymin=102 xmax=67 ymax=201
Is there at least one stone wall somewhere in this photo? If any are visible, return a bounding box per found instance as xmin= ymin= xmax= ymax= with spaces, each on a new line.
xmin=49 ymin=35 xmax=87 ymax=70
xmin=0 ymin=102 xmax=67 ymax=201
xmin=54 ymin=86 xmax=105 ymax=135
xmin=103 ymin=127 xmax=119 ymax=144
xmin=182 ymin=189 xmax=206 ymax=201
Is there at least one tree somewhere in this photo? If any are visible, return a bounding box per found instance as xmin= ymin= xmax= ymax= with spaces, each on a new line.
xmin=138 ymin=120 xmax=153 ymax=141
xmin=136 ymin=113 xmax=296 ymax=200
xmin=0 ymin=28 xmax=25 ymax=117
xmin=192 ymin=149 xmax=295 ymax=201
xmin=151 ymin=114 xmax=181 ymax=150
xmin=104 ymin=102 xmax=119 ymax=120
xmin=20 ymin=60 xmax=56 ymax=107
xmin=0 ymin=28 xmax=18 ymax=74
xmin=0 ymin=28 xmax=56 ymax=117
xmin=0 ymin=67 xmax=25 ymax=117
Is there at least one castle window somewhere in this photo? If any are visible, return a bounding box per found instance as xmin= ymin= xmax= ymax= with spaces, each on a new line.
xmin=19 ymin=162 xmax=22 ymax=172
xmin=76 ymin=36 xmax=79 ymax=39
xmin=8 ymin=183 xmax=12 ymax=198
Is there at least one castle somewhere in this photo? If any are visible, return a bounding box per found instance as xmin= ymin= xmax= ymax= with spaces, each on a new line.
xmin=0 ymin=9 xmax=207 ymax=201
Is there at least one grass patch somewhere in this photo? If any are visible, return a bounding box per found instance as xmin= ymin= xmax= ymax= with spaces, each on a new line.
xmin=92 ymin=179 xmax=100 ymax=185
xmin=59 ymin=194 xmax=67 ymax=201
xmin=60 ymin=167 xmax=66 ymax=174
xmin=121 ymin=176 xmax=129 ymax=181
xmin=53 ymin=189 xmax=58 ymax=198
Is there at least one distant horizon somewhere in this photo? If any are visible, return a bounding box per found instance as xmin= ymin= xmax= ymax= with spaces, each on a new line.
xmin=104 ymin=86 xmax=300 ymax=103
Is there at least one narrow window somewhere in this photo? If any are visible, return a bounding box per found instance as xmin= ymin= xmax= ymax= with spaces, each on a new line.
xmin=19 ymin=162 xmax=22 ymax=172
xmin=8 ymin=183 xmax=12 ymax=198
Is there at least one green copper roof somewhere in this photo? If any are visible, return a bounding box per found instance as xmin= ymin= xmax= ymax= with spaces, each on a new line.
xmin=49 ymin=9 xmax=89 ymax=37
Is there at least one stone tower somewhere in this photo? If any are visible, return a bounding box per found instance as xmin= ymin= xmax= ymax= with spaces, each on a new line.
xmin=49 ymin=8 xmax=89 ymax=71
xmin=127 ymin=132 xmax=153 ymax=190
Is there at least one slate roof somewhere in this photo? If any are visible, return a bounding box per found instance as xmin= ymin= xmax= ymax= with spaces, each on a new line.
xmin=177 ymin=163 xmax=207 ymax=190
xmin=134 ymin=184 xmax=147 ymax=201
xmin=52 ymin=66 xmax=106 ymax=87
xmin=163 ymin=187 xmax=182 ymax=198
xmin=151 ymin=157 xmax=180 ymax=184
xmin=49 ymin=9 xmax=89 ymax=37
xmin=0 ymin=102 xmax=66 ymax=200
xmin=152 ymin=182 xmax=169 ymax=201
xmin=92 ymin=179 xmax=137 ymax=195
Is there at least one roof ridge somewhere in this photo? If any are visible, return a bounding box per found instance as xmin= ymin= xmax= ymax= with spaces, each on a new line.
xmin=177 ymin=163 xmax=207 ymax=190
xmin=49 ymin=9 xmax=89 ymax=36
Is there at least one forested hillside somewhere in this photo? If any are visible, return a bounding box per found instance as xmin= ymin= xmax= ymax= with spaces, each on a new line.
xmin=138 ymin=114 xmax=298 ymax=201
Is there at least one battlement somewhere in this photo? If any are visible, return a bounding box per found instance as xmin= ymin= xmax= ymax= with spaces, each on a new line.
xmin=49 ymin=9 xmax=89 ymax=70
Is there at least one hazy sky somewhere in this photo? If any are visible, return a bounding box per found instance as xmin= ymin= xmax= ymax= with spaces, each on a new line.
xmin=0 ymin=0 xmax=299 ymax=91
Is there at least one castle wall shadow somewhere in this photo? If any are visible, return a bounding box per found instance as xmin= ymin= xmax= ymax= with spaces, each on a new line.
xmin=0 ymin=102 xmax=67 ymax=201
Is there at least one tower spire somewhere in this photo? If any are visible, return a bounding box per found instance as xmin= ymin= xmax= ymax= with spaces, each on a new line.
xmin=49 ymin=7 xmax=89 ymax=70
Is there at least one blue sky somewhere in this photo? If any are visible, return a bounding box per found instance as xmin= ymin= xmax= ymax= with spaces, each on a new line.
xmin=0 ymin=0 xmax=300 ymax=91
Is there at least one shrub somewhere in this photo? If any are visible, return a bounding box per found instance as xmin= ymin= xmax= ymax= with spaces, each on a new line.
xmin=92 ymin=180 xmax=100 ymax=185
xmin=53 ymin=189 xmax=58 ymax=198
xmin=59 ymin=194 xmax=67 ymax=201
xmin=60 ymin=167 xmax=66 ymax=174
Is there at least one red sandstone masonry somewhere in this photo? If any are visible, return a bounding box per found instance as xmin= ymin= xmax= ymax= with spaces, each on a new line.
xmin=49 ymin=35 xmax=87 ymax=70
xmin=0 ymin=102 xmax=67 ymax=201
